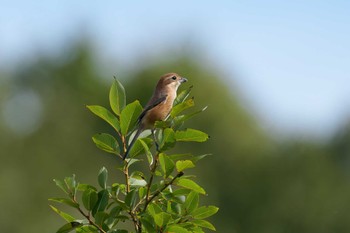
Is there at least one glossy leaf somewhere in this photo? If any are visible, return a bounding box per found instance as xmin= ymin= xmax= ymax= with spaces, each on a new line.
xmin=56 ymin=222 xmax=82 ymax=233
xmin=175 ymin=129 xmax=209 ymax=142
xmin=166 ymin=225 xmax=191 ymax=233
xmin=125 ymin=189 xmax=137 ymax=208
xmin=82 ymin=189 xmax=98 ymax=211
xmin=49 ymin=198 xmax=79 ymax=208
xmin=159 ymin=128 xmax=176 ymax=151
xmin=92 ymin=133 xmax=119 ymax=154
xmin=130 ymin=172 xmax=147 ymax=187
xmin=50 ymin=205 xmax=75 ymax=222
xmin=98 ymin=167 xmax=108 ymax=189
xmin=120 ymin=100 xmax=142 ymax=135
xmin=128 ymin=137 xmax=153 ymax=158
xmin=159 ymin=153 xmax=175 ymax=178
xmin=176 ymin=179 xmax=205 ymax=194
xmin=183 ymin=191 xmax=199 ymax=214
xmin=77 ymin=184 xmax=97 ymax=192
xmin=171 ymin=98 xmax=194 ymax=118
xmin=192 ymin=219 xmax=216 ymax=231
xmin=109 ymin=78 xmax=126 ymax=116
xmin=147 ymin=203 xmax=162 ymax=217
xmin=92 ymin=190 xmax=109 ymax=216
xmin=64 ymin=175 xmax=77 ymax=191
xmin=95 ymin=211 xmax=109 ymax=227
xmin=53 ymin=179 xmax=68 ymax=194
xmin=86 ymin=105 xmax=120 ymax=132
xmin=154 ymin=212 xmax=172 ymax=227
xmin=192 ymin=206 xmax=219 ymax=219
xmin=139 ymin=138 xmax=153 ymax=165
xmin=176 ymin=160 xmax=195 ymax=172
xmin=191 ymin=154 xmax=211 ymax=163
xmin=141 ymin=218 xmax=155 ymax=232
xmin=174 ymin=106 xmax=208 ymax=128
xmin=76 ymin=225 xmax=98 ymax=233
xmin=174 ymin=85 xmax=193 ymax=106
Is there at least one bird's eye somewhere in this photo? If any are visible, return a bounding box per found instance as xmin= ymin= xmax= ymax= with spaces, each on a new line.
xmin=171 ymin=76 xmax=177 ymax=80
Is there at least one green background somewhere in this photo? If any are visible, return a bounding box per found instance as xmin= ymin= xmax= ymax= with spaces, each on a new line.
xmin=1 ymin=42 xmax=350 ymax=233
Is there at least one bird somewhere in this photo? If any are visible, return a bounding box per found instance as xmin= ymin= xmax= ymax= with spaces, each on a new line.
xmin=123 ymin=73 xmax=187 ymax=160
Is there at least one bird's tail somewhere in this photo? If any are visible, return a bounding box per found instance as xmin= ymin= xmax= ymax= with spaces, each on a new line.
xmin=123 ymin=127 xmax=143 ymax=160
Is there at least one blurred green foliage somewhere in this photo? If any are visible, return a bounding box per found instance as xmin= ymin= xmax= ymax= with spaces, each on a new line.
xmin=1 ymin=41 xmax=350 ymax=233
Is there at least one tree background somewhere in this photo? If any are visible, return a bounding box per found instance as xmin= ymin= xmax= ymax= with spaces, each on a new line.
xmin=1 ymin=42 xmax=350 ymax=233
xmin=1 ymin=2 xmax=350 ymax=232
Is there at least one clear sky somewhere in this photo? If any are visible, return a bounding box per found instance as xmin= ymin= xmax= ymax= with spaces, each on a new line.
xmin=1 ymin=0 xmax=349 ymax=139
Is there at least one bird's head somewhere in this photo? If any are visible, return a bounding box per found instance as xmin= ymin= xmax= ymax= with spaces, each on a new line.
xmin=157 ymin=73 xmax=187 ymax=91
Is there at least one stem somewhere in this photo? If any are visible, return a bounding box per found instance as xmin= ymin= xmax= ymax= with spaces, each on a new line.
xmin=73 ymin=199 xmax=107 ymax=233
xmin=121 ymin=135 xmax=127 ymax=155
xmin=123 ymin=161 xmax=130 ymax=193
xmin=129 ymin=210 xmax=141 ymax=233
xmin=144 ymin=153 xmax=160 ymax=206
xmin=144 ymin=172 xmax=184 ymax=211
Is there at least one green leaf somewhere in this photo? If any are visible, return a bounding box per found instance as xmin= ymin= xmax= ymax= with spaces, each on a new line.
xmin=48 ymin=198 xmax=79 ymax=208
xmin=64 ymin=175 xmax=77 ymax=197
xmin=192 ymin=206 xmax=219 ymax=219
xmin=159 ymin=153 xmax=175 ymax=178
xmin=139 ymin=187 xmax=146 ymax=200
xmin=168 ymin=201 xmax=181 ymax=215
xmin=141 ymin=218 xmax=155 ymax=232
xmin=176 ymin=179 xmax=205 ymax=194
xmin=56 ymin=222 xmax=82 ymax=233
xmin=147 ymin=203 xmax=162 ymax=217
xmin=176 ymin=160 xmax=195 ymax=172
xmin=120 ymin=100 xmax=143 ymax=135
xmin=49 ymin=205 xmax=75 ymax=222
xmin=192 ymin=219 xmax=216 ymax=231
xmin=166 ymin=225 xmax=191 ymax=233
xmin=95 ymin=211 xmax=109 ymax=226
xmin=82 ymin=189 xmax=98 ymax=211
xmin=154 ymin=212 xmax=172 ymax=227
xmin=173 ymin=106 xmax=208 ymax=128
xmin=53 ymin=179 xmax=68 ymax=194
xmin=110 ymin=230 xmax=128 ymax=233
xmin=171 ymin=98 xmax=194 ymax=118
xmin=174 ymin=85 xmax=193 ymax=106
xmin=191 ymin=154 xmax=211 ymax=163
xmin=125 ymin=158 xmax=141 ymax=168
xmin=130 ymin=172 xmax=147 ymax=187
xmin=175 ymin=129 xmax=209 ymax=142
xmin=87 ymin=105 xmax=120 ymax=132
xmin=77 ymin=184 xmax=97 ymax=192
xmin=159 ymin=128 xmax=176 ymax=151
xmin=128 ymin=137 xmax=153 ymax=158
xmin=139 ymin=138 xmax=153 ymax=165
xmin=125 ymin=189 xmax=137 ymax=208
xmin=109 ymin=78 xmax=126 ymax=116
xmin=76 ymin=225 xmax=99 ymax=233
xmin=98 ymin=167 xmax=108 ymax=189
xmin=183 ymin=191 xmax=199 ymax=214
xmin=92 ymin=133 xmax=119 ymax=154
xmin=92 ymin=190 xmax=109 ymax=216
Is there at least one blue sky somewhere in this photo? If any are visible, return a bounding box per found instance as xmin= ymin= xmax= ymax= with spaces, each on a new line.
xmin=1 ymin=0 xmax=350 ymax=139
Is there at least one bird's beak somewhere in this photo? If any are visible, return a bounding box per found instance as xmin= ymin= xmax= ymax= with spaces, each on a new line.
xmin=180 ymin=77 xmax=188 ymax=83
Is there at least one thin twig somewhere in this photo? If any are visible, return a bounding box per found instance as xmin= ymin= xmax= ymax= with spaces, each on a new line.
xmin=143 ymin=172 xmax=184 ymax=212
xmin=144 ymin=152 xmax=160 ymax=209
xmin=74 ymin=201 xmax=107 ymax=233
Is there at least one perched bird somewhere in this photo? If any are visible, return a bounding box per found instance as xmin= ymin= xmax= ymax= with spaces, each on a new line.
xmin=123 ymin=73 xmax=187 ymax=160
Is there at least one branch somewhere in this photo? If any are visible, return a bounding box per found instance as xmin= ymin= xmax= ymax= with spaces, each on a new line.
xmin=143 ymin=171 xmax=184 ymax=212
xmin=75 ymin=203 xmax=107 ymax=233
xmin=144 ymin=152 xmax=160 ymax=203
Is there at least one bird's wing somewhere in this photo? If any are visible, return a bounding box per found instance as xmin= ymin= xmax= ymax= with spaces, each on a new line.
xmin=137 ymin=95 xmax=167 ymax=123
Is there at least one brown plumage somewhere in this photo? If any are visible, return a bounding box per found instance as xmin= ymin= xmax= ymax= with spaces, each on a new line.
xmin=123 ymin=73 xmax=187 ymax=160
